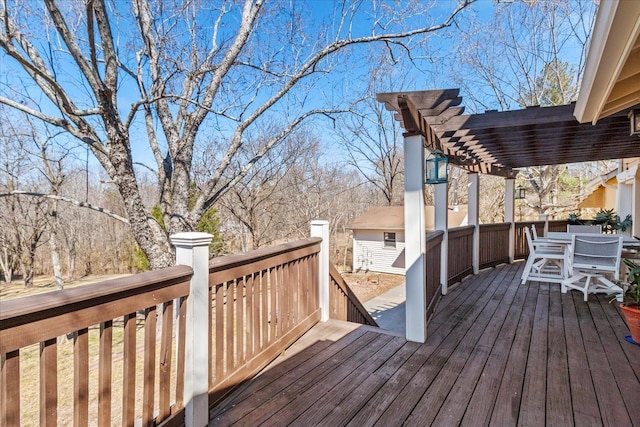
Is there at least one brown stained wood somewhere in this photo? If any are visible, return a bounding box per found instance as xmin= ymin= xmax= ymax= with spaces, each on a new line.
xmin=293 ymin=335 xmax=406 ymax=426
xmin=208 ymin=285 xmax=213 ymax=390
xmin=328 ymin=263 xmax=377 ymax=326
xmin=490 ymin=284 xmax=539 ymax=427
xmin=459 ymin=275 xmax=530 ymax=426
xmin=361 ymin=266 xmax=514 ymax=426
xmin=215 ymin=283 xmax=225 ymax=383
xmin=225 ymin=281 xmax=234 ymax=375
xmin=427 ymin=265 xmax=521 ymax=426
xmin=545 ymin=286 xmax=572 ymax=426
xmin=405 ymin=265 xmax=520 ymax=426
xmin=158 ymin=301 xmax=173 ymax=423
xmin=207 ymin=310 xmax=321 ymax=407
xmin=589 ymin=296 xmax=640 ymax=423
xmin=210 ymin=264 xmax=640 ymax=427
xmin=245 ymin=274 xmax=254 ymax=359
xmin=260 ymin=270 xmax=268 ymax=350
xmin=214 ymin=331 xmax=382 ymax=426
xmin=73 ymin=328 xmax=89 ymax=427
xmin=318 ymin=340 xmax=421 ymax=426
xmin=208 ymin=239 xmax=321 ymax=285
xmin=277 ymin=265 xmax=285 ymax=337
xmin=0 ymin=269 xmax=191 ymax=354
xmin=265 ymin=334 xmax=397 ymax=425
xmin=1 ymin=350 xmax=20 ymax=427
xmin=560 ymin=292 xmax=600 ymax=426
xmin=236 ymin=279 xmax=245 ymax=366
xmin=98 ymin=321 xmax=113 ymax=427
xmin=40 ymin=338 xmax=57 ymax=426
xmin=122 ymin=313 xmax=136 ymax=427
xmin=518 ymin=285 xmax=550 ymax=427
xmin=268 ymin=267 xmax=276 ymax=342
xmin=142 ymin=306 xmax=156 ymax=427
xmin=175 ymin=297 xmax=186 ymax=409
xmin=573 ymin=297 xmax=631 ymax=426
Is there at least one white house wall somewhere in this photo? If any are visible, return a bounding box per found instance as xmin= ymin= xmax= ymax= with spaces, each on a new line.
xmin=352 ymin=230 xmax=405 ymax=275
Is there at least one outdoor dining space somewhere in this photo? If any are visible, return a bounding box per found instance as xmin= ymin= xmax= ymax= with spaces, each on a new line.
xmin=521 ymin=225 xmax=640 ymax=302
xmin=209 ymin=261 xmax=640 ymax=426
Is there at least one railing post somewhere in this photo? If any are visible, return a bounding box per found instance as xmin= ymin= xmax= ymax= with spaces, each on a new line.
xmin=404 ymin=133 xmax=427 ymax=343
xmin=434 ymin=181 xmax=448 ymax=295
xmin=505 ymin=178 xmax=515 ymax=263
xmin=540 ymin=214 xmax=549 ymax=236
xmin=311 ymin=220 xmax=330 ymax=322
xmin=468 ymin=173 xmax=480 ymax=274
xmin=170 ymin=232 xmax=212 ymax=427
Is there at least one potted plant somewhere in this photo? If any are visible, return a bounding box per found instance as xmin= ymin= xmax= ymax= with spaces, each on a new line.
xmin=618 ymin=258 xmax=640 ymax=344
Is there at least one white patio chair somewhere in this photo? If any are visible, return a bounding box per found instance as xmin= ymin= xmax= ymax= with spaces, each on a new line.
xmin=567 ymin=224 xmax=602 ymax=234
xmin=531 ymin=223 xmax=540 ymax=239
xmin=561 ymin=234 xmax=623 ymax=301
xmin=521 ymin=227 xmax=567 ymax=284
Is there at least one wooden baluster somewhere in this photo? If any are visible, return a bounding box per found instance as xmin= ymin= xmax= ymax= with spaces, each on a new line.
xmin=74 ymin=328 xmax=89 ymax=426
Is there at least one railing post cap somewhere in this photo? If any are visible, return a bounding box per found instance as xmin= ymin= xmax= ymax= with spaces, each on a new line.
xmin=311 ymin=220 xmax=329 ymax=226
xmin=170 ymin=232 xmax=213 ymax=247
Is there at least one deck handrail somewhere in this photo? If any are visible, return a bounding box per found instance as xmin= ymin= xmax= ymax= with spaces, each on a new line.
xmin=205 ymin=238 xmax=324 ymax=405
xmin=329 ymin=263 xmax=378 ymax=326
xmin=0 ymin=266 xmax=194 ymax=427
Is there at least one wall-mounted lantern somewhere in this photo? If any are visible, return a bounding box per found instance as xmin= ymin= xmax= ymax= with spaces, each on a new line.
xmin=425 ymin=150 xmax=449 ymax=184
xmin=515 ymin=185 xmax=526 ymax=200
xmin=629 ymin=109 xmax=640 ymax=136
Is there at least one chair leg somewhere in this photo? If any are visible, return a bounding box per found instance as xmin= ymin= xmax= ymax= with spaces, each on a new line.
xmin=521 ymin=256 xmax=536 ymax=284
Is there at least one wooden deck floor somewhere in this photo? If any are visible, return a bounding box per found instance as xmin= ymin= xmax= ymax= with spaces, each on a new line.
xmin=209 ymin=262 xmax=640 ymax=426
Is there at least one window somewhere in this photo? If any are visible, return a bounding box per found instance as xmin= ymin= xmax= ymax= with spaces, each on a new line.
xmin=383 ymin=232 xmax=396 ymax=248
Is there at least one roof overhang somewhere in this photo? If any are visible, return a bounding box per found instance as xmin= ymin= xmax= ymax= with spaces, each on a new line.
xmin=378 ymin=90 xmax=640 ymax=177
xmin=574 ymin=1 xmax=640 ymax=124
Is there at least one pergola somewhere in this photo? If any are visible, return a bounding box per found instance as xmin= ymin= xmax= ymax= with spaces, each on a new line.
xmin=378 ymin=0 xmax=640 ymax=343
xmin=377 ymin=90 xmax=640 ymax=178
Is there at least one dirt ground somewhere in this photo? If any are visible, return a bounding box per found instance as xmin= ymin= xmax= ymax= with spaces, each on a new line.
xmin=341 ymin=272 xmax=405 ymax=303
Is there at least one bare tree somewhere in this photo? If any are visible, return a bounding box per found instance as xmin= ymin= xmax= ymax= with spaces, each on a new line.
xmin=0 ymin=0 xmax=474 ymax=268
xmin=447 ymin=0 xmax=598 ymax=219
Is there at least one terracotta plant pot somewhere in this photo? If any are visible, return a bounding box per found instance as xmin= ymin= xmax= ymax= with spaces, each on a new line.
xmin=620 ymin=304 xmax=640 ymax=344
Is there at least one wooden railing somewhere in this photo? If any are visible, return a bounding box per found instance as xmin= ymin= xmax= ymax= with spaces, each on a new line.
xmin=479 ymin=223 xmax=511 ymax=269
xmin=0 ymin=267 xmax=193 ymax=427
xmin=329 ymin=264 xmax=378 ymax=326
xmin=205 ymin=238 xmax=323 ymax=405
xmin=426 ymin=231 xmax=444 ymax=321
xmin=447 ymin=225 xmax=474 ymax=285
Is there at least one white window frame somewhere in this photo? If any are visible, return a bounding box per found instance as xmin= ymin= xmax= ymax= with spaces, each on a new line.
xmin=383 ymin=232 xmax=397 ymax=248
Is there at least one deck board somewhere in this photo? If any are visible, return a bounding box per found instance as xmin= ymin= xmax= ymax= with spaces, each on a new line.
xmin=210 ymin=262 xmax=640 ymax=427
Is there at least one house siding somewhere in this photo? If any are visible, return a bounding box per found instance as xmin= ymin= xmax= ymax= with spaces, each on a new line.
xmin=352 ymin=229 xmax=405 ymax=275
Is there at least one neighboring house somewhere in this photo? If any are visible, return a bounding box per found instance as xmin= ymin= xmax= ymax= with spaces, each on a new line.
xmin=348 ymin=206 xmax=468 ymax=274
xmin=577 ymin=159 xmax=640 ymax=237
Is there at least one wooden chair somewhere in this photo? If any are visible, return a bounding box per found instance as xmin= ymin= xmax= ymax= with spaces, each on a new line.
xmin=521 ymin=227 xmax=567 ymax=284
xmin=561 ymin=234 xmax=623 ymax=301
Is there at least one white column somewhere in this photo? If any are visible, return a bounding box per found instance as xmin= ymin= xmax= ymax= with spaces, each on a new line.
xmin=468 ymin=173 xmax=480 ymax=274
xmin=170 ymin=232 xmax=213 ymax=427
xmin=311 ymin=220 xmax=330 ymax=322
xmin=434 ymin=181 xmax=449 ymax=295
xmin=404 ymin=133 xmax=427 ymax=343
xmin=505 ymin=178 xmax=515 ymax=263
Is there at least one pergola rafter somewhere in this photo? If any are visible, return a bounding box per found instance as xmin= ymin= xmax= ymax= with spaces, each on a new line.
xmin=378 ymin=89 xmax=640 ymax=178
